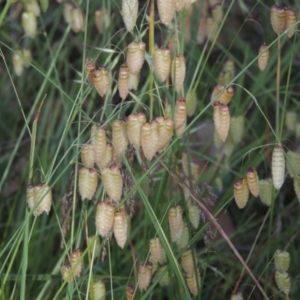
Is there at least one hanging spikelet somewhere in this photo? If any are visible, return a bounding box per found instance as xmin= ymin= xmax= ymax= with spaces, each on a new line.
xmin=174 ymin=97 xmax=187 ymax=137
xmin=95 ymin=201 xmax=115 ymax=237
xmin=186 ymin=90 xmax=197 ymax=117
xmin=176 ymin=222 xmax=189 ymax=250
xmin=127 ymin=41 xmax=146 ymax=75
xmin=22 ymin=11 xmax=37 ymax=38
xmin=274 ymin=249 xmax=290 ymax=272
xmin=197 ymin=16 xmax=207 ymax=44
xmin=230 ymin=115 xmax=245 ymax=144
xmin=93 ymin=67 xmax=110 ymax=97
xmin=211 ymin=84 xmax=225 ymax=103
xmin=63 ymin=3 xmax=73 ymax=24
xmin=71 ymin=8 xmax=85 ymax=33
xmin=153 ymin=47 xmax=171 ymax=83
xmin=211 ymin=84 xmax=234 ymax=105
xmin=85 ymin=58 xmax=95 ymax=83
xmin=212 ymin=4 xmax=224 ymax=24
xmin=206 ymin=17 xmax=218 ymax=42
xmin=78 ymin=168 xmax=98 ymax=201
xmin=286 ymin=150 xmax=300 ymax=178
xmin=12 ymin=50 xmax=24 ymax=76
xmin=154 ymin=265 xmax=170 ymax=287
xmin=231 ymin=292 xmax=244 ymax=300
xmin=61 ymin=265 xmax=73 ymax=283
xmin=91 ymin=125 xmax=107 ymax=168
xmin=172 ymin=54 xmax=186 ymax=92
xmin=149 ymin=237 xmax=166 ymax=264
xmin=272 ymin=145 xmax=285 ymax=190
xmin=141 ymin=121 xmax=159 ymax=161
xmin=24 ymin=0 xmax=40 ymax=16
xmin=126 ymin=284 xmax=135 ymax=300
xmin=181 ymin=152 xmax=200 ymax=181
xmin=101 ymin=166 xmax=123 ymax=202
xmin=285 ymin=8 xmax=296 ymax=38
xmin=270 ymin=5 xmax=286 ymax=36
xmin=224 ymin=135 xmax=234 ymax=158
xmin=81 ymin=143 xmax=95 ymax=168
xmin=223 ymin=59 xmax=235 ymax=83
xmin=217 ymin=104 xmax=230 ymax=142
xmin=258 ymin=179 xmax=273 ymax=206
xmin=95 ymin=9 xmax=111 ymax=33
xmin=185 ymin=269 xmax=201 ymax=296
xmin=33 ymin=184 xmax=53 ymax=216
xmin=118 ymin=64 xmax=129 ymax=100
xmin=258 ymin=44 xmax=269 ymax=71
xmin=112 ymin=119 xmax=128 ymax=156
xmin=90 ymin=280 xmax=106 ymax=300
xmin=274 ymin=271 xmax=291 ymax=295
xmin=181 ymin=249 xmax=196 ymax=274
xmin=70 ymin=249 xmax=83 ymax=277
xmin=128 ymin=72 xmax=140 ymax=90
xmin=293 ymin=176 xmax=300 ymax=201
xmin=234 ymin=178 xmax=249 ymax=209
xmin=157 ymin=0 xmax=175 ymax=26
xmin=87 ymin=236 xmax=101 ymax=260
xmin=164 ymin=99 xmax=172 ymax=119
xmin=156 ymin=116 xmax=174 ymax=152
xmin=169 ymin=206 xmax=183 ymax=243
xmin=113 ymin=209 xmax=129 ymax=249
xmin=127 ymin=113 xmax=146 ymax=149
xmin=285 ymin=111 xmax=297 ymax=131
xmin=138 ymin=263 xmax=153 ymax=291
xmin=97 ymin=143 xmax=113 ymax=170
xmin=26 ymin=185 xmax=35 ymax=209
xmin=122 ymin=0 xmax=138 ymax=32
xmin=175 ymin=0 xmax=185 ymax=12
xmin=246 ymin=167 xmax=259 ymax=197
xmin=188 ymin=205 xmax=200 ymax=229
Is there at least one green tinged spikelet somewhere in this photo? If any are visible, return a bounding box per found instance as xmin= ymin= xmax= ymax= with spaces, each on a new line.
xmin=286 ymin=150 xmax=300 ymax=178
xmin=274 ymin=270 xmax=291 ymax=295
xmin=274 ymin=249 xmax=290 ymax=272
xmin=258 ymin=179 xmax=273 ymax=206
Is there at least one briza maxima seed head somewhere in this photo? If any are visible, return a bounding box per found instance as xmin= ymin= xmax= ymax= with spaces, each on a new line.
xmin=149 ymin=237 xmax=166 ymax=264
xmin=153 ymin=48 xmax=171 ymax=83
xmin=78 ymin=168 xmax=98 ymax=200
xmin=90 ymin=280 xmax=106 ymax=300
xmin=176 ymin=222 xmax=189 ymax=250
xmin=87 ymin=236 xmax=101 ymax=260
xmin=138 ymin=263 xmax=153 ymax=291
xmin=174 ymin=97 xmax=187 ymax=138
xmin=272 ymin=145 xmax=285 ymax=190
xmin=172 ymin=54 xmax=186 ymax=92
xmin=230 ymin=115 xmax=245 ymax=144
xmin=154 ymin=265 xmax=170 ymax=287
xmin=22 ymin=11 xmax=37 ymax=38
xmin=71 ymin=8 xmax=85 ymax=33
xmin=181 ymin=152 xmax=200 ymax=182
xmin=141 ymin=121 xmax=159 ymax=161
xmin=95 ymin=9 xmax=111 ymax=34
xmin=206 ymin=17 xmax=218 ymax=42
xmin=181 ymin=249 xmax=196 ymax=275
xmin=112 ymin=119 xmax=128 ymax=156
xmin=156 ymin=116 xmax=174 ymax=152
xmin=286 ymin=150 xmax=300 ymax=178
xmin=113 ymin=209 xmax=129 ymax=249
xmin=216 ymin=104 xmax=230 ymax=142
xmin=101 ymin=165 xmax=123 ymax=202
xmin=126 ymin=284 xmax=135 ymax=300
xmin=231 ymin=292 xmax=244 ymax=300
xmin=85 ymin=58 xmax=95 ymax=83
xmin=185 ymin=268 xmax=201 ymax=296
xmin=122 ymin=0 xmax=138 ymax=32
xmin=188 ymin=205 xmax=200 ymax=229
xmin=285 ymin=8 xmax=297 ymax=38
xmin=211 ymin=84 xmax=234 ymax=105
xmin=175 ymin=0 xmax=185 ymax=12
xmin=274 ymin=249 xmax=290 ymax=272
xmin=234 ymin=178 xmax=249 ymax=209
xmin=169 ymin=206 xmax=183 ymax=243
xmin=33 ymin=184 xmax=52 ymax=216
xmin=275 ymin=270 xmax=291 ymax=295
xmin=157 ymin=0 xmax=175 ymax=26
xmin=258 ymin=44 xmax=269 ymax=71
xmin=128 ymin=72 xmax=140 ymax=90
xmin=24 ymin=0 xmax=40 ymax=16
xmin=96 ymin=201 xmax=115 ymax=237
xmin=212 ymin=4 xmax=224 ymax=24
xmin=259 ymin=179 xmax=273 ymax=206
xmin=63 ymin=3 xmax=73 ymax=24
xmin=12 ymin=51 xmax=24 ymax=76
xmin=186 ymin=90 xmax=197 ymax=117
xmin=246 ymin=167 xmax=259 ymax=197
xmin=93 ymin=67 xmax=110 ymax=97
xmin=127 ymin=113 xmax=146 ymax=149
xmin=197 ymin=16 xmax=207 ymax=45
xmin=91 ymin=125 xmax=107 ymax=167
xmin=270 ymin=5 xmax=286 ymax=36
xmin=26 ymin=185 xmax=35 ymax=209
xmin=285 ymin=111 xmax=297 ymax=131
xmin=70 ymin=249 xmax=83 ymax=277
xmin=118 ymin=64 xmax=129 ymax=100
xmin=97 ymin=143 xmax=113 ymax=170
xmin=127 ymin=41 xmax=146 ymax=75
xmin=61 ymin=265 xmax=73 ymax=283
xmin=81 ymin=143 xmax=95 ymax=168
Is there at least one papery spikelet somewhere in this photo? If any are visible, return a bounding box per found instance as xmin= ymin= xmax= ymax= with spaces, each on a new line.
xmin=274 ymin=249 xmax=290 ymax=272
xmin=157 ymin=0 xmax=175 ymax=26
xmin=206 ymin=17 xmax=218 ymax=42
xmin=164 ymin=99 xmax=172 ymax=119
xmin=78 ymin=168 xmax=98 ymax=200
xmin=91 ymin=280 xmax=106 ymax=300
xmin=91 ymin=125 xmax=107 ymax=168
xmin=127 ymin=113 xmax=146 ymax=149
xmin=96 ymin=201 xmax=115 ymax=237
xmin=274 ymin=270 xmax=291 ymax=295
xmin=216 ymin=104 xmax=230 ymax=142
xmin=246 ymin=167 xmax=259 ymax=197
xmin=63 ymin=3 xmax=73 ymax=24
xmin=126 ymin=284 xmax=135 ymax=300
xmin=154 ymin=265 xmax=170 ymax=287
xmin=188 ymin=205 xmax=200 ymax=229
xmin=122 ymin=0 xmax=138 ymax=32
xmin=172 ymin=54 xmax=186 ymax=92
xmin=181 ymin=249 xmax=196 ymax=274
xmin=70 ymin=249 xmax=83 ymax=277
xmin=61 ymin=265 xmax=73 ymax=283
xmin=223 ymin=59 xmax=235 ymax=83
xmin=22 ymin=48 xmax=32 ymax=67
xmin=156 ymin=116 xmax=174 ymax=152
xmin=234 ymin=178 xmax=249 ymax=209
xmin=71 ymin=8 xmax=85 ymax=33
xmin=175 ymin=0 xmax=185 ymax=12
xmin=33 ymin=184 xmax=52 ymax=216
xmin=258 ymin=44 xmax=269 ymax=71
xmin=113 ymin=209 xmax=128 ymax=249
xmin=95 ymin=9 xmax=110 ymax=33
xmin=169 ymin=206 xmax=183 ymax=243
xmin=293 ymin=177 xmax=300 ymax=201
xmin=176 ymin=222 xmax=189 ymax=250
xmin=12 ymin=50 xmax=24 ymax=76
xmin=148 ymin=255 xmax=158 ymax=275
xmin=153 ymin=48 xmax=171 ymax=83
xmin=138 ymin=263 xmax=153 ymax=291
xmin=272 ymin=145 xmax=285 ymax=190
xmin=174 ymin=97 xmax=187 ymax=137
xmin=127 ymin=41 xmax=145 ymax=75
xmin=98 ymin=143 xmax=113 ymax=170
xmin=231 ymin=292 xmax=244 ymax=300
xmin=286 ymin=150 xmax=300 ymax=178
xmin=112 ymin=119 xmax=128 ymax=156
xmin=197 ymin=16 xmax=207 ymax=44
xmin=26 ymin=185 xmax=35 ymax=209
xmin=230 ymin=115 xmax=245 ymax=144
xmin=128 ymin=72 xmax=140 ymax=90
xmin=285 ymin=8 xmax=297 ymax=38
xmin=185 ymin=269 xmax=201 ymax=296
xmin=149 ymin=237 xmax=166 ymax=264
xmin=258 ymin=179 xmax=273 ymax=206
xmin=181 ymin=152 xmax=200 ymax=181
xmin=81 ymin=143 xmax=95 ymax=168
xmin=141 ymin=121 xmax=159 ymax=160
xmin=24 ymin=0 xmax=40 ymax=16
xmin=270 ymin=5 xmax=286 ymax=36
xmin=101 ymin=165 xmax=123 ymax=202
xmin=285 ymin=111 xmax=297 ymax=131
xmin=93 ymin=67 xmax=110 ymax=97
xmin=87 ymin=236 xmax=101 ymax=259
xmin=167 ymin=34 xmax=178 ymax=55
xmin=85 ymin=58 xmax=95 ymax=83
xmin=212 ymin=4 xmax=224 ymax=24
xmin=211 ymin=84 xmax=234 ymax=105
xmin=118 ymin=64 xmax=129 ymax=100
xmin=186 ymin=90 xmax=197 ymax=117
xmin=211 ymin=84 xmax=225 ymax=103
xmin=22 ymin=11 xmax=37 ymax=38
xmin=224 ymin=135 xmax=234 ymax=158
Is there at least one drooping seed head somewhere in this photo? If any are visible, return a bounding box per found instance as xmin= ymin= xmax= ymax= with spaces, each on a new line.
xmin=188 ymin=205 xmax=200 ymax=229
xmin=33 ymin=184 xmax=52 ymax=216
xmin=211 ymin=84 xmax=234 ymax=105
xmin=127 ymin=41 xmax=146 ymax=75
xmin=285 ymin=8 xmax=297 ymax=38
xmin=246 ymin=167 xmax=259 ymax=197
xmin=138 ymin=263 xmax=153 ymax=291
xmin=112 ymin=119 xmax=128 ymax=156
xmin=22 ymin=48 xmax=32 ymax=68
xmin=26 ymin=185 xmax=35 ymax=209
xmin=172 ymin=54 xmax=186 ymax=92
xmin=93 ymin=67 xmax=110 ymax=97
xmin=63 ymin=3 xmax=73 ymax=24
xmin=85 ymin=58 xmax=95 ymax=83
xmin=258 ymin=179 xmax=273 ymax=206
xmin=175 ymin=0 xmax=185 ymax=12
xmin=230 ymin=115 xmax=245 ymax=144
xmin=118 ymin=64 xmax=129 ymax=100
xmin=122 ymin=0 xmax=138 ymax=32
xmin=113 ymin=209 xmax=129 ymax=249
xmin=272 ymin=145 xmax=285 ymax=190
xmin=97 ymin=142 xmax=113 ymax=170
xmin=234 ymin=178 xmax=249 ymax=209
xmin=153 ymin=48 xmax=171 ymax=83
xmin=174 ymin=97 xmax=187 ymax=137
xmin=78 ymin=168 xmax=98 ymax=200
xmin=270 ymin=5 xmax=286 ymax=36
xmin=285 ymin=111 xmax=297 ymax=131
xmin=95 ymin=9 xmax=111 ymax=33
xmin=185 ymin=269 xmax=201 ymax=296
xmin=22 ymin=11 xmax=37 ymax=38
xmin=91 ymin=125 xmax=107 ymax=168
xmin=212 ymin=4 xmax=224 ymax=24
xmin=90 ymin=280 xmax=106 ymax=300
xmin=217 ymin=104 xmax=230 ymax=142
xmin=181 ymin=248 xmax=196 ymax=274
xmin=186 ymin=90 xmax=197 ymax=117
xmin=70 ymin=249 xmax=83 ymax=277
xmin=231 ymin=292 xmax=244 ymax=300
xmin=286 ymin=150 xmax=300 ymax=178
xmin=149 ymin=237 xmax=166 ymax=264
xmin=96 ymin=201 xmax=115 ymax=237
xmin=156 ymin=116 xmax=174 ymax=152
xmin=157 ymin=0 xmax=175 ymax=26
xmin=61 ymin=265 xmax=73 ymax=283
xmin=197 ymin=16 xmax=207 ymax=44
xmin=258 ymin=44 xmax=269 ymax=71
xmin=206 ymin=17 xmax=219 ymax=42
xmin=70 ymin=8 xmax=85 ymax=33
xmin=181 ymin=152 xmax=200 ymax=181
xmin=153 ymin=265 xmax=170 ymax=287
xmin=128 ymin=72 xmax=140 ymax=90
xmin=87 ymin=236 xmax=101 ymax=260
xmin=81 ymin=143 xmax=95 ymax=168
xmin=169 ymin=206 xmax=183 ymax=243
xmin=274 ymin=249 xmax=290 ymax=272
xmin=12 ymin=50 xmax=24 ymax=76
xmin=274 ymin=270 xmax=291 ymax=295
xmin=176 ymin=221 xmax=189 ymax=250
xmin=101 ymin=165 xmax=123 ymax=202
xmin=127 ymin=113 xmax=146 ymax=149
xmin=126 ymin=284 xmax=135 ymax=300
xmin=141 ymin=121 xmax=159 ymax=161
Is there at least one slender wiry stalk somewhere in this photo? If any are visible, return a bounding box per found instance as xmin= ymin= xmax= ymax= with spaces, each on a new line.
xmin=149 ymin=0 xmax=154 ymax=120
xmin=275 ymin=38 xmax=281 ymax=139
